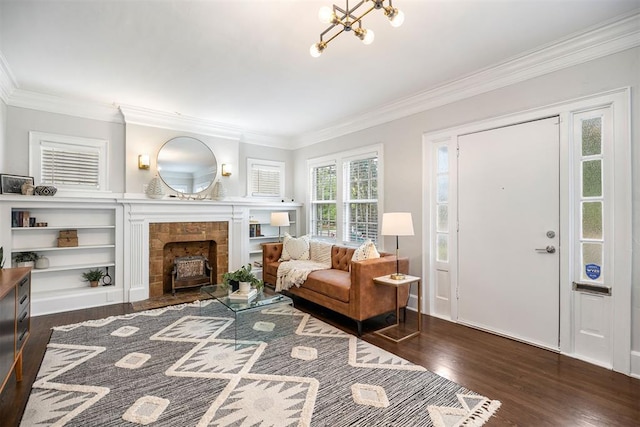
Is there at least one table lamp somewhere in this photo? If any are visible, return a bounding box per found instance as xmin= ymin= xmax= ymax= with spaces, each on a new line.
xmin=381 ymin=212 xmax=414 ymax=280
xmin=270 ymin=212 xmax=290 ymax=242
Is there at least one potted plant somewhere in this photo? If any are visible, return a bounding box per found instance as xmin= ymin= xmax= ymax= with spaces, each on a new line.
xmin=82 ymin=268 xmax=105 ymax=287
xmin=223 ymin=264 xmax=263 ymax=293
xmin=13 ymin=251 xmax=39 ymax=268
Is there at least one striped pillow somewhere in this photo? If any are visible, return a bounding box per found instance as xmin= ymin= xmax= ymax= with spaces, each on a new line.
xmin=310 ymin=240 xmax=333 ymax=267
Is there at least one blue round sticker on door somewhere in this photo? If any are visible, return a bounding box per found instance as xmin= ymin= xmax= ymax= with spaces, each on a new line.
xmin=585 ymin=264 xmax=601 ymax=280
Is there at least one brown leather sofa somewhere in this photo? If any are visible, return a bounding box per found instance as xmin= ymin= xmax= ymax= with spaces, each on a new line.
xmin=262 ymin=242 xmax=409 ymax=335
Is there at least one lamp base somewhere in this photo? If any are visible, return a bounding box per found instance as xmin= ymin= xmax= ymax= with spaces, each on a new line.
xmin=390 ymin=273 xmax=405 ymax=280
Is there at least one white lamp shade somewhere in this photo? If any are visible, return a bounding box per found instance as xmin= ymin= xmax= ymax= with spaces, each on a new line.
xmin=270 ymin=212 xmax=290 ymax=227
xmin=381 ymin=212 xmax=414 ymax=236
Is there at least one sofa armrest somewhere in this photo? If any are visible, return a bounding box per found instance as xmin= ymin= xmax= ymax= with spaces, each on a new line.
xmin=262 ymin=242 xmax=283 ymax=265
xmin=349 ymin=256 xmax=410 ymax=320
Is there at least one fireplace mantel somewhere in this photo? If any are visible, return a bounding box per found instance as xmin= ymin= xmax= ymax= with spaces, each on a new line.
xmin=121 ymin=198 xmax=301 ymax=302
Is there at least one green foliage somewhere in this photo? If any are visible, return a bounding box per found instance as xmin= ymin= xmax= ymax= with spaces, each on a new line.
xmin=223 ymin=264 xmax=262 ymax=289
xmin=14 ymin=252 xmax=39 ymax=263
xmin=82 ymin=268 xmax=105 ymax=282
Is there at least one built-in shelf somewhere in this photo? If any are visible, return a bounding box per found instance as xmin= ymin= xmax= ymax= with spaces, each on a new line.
xmin=12 ymin=225 xmax=115 ymax=231
xmin=31 ymin=262 xmax=116 ymax=274
xmin=4 ymin=203 xmax=122 ymax=315
xmin=11 ymin=244 xmax=116 ymax=253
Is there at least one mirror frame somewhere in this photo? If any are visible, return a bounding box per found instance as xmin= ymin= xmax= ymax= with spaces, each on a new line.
xmin=156 ymin=136 xmax=218 ymax=194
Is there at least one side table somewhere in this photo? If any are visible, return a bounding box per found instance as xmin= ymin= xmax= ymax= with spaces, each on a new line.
xmin=373 ymin=274 xmax=421 ymax=342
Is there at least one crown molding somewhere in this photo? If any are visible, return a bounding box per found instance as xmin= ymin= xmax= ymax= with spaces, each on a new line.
xmin=292 ymin=10 xmax=640 ymax=148
xmin=0 ymin=51 xmax=18 ymax=104
xmin=119 ymin=104 xmax=292 ymax=147
xmin=8 ymin=89 xmax=123 ymax=123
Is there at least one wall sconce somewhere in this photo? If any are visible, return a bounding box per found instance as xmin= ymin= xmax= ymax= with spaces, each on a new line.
xmin=221 ymin=164 xmax=232 ymax=177
xmin=138 ymin=154 xmax=150 ymax=170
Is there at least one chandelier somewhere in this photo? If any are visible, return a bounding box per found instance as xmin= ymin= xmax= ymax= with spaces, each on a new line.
xmin=310 ymin=0 xmax=404 ymax=57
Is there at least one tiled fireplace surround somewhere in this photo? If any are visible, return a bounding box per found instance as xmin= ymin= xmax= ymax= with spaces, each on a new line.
xmin=148 ymin=221 xmax=228 ymax=297
xmin=125 ymin=201 xmax=244 ymax=302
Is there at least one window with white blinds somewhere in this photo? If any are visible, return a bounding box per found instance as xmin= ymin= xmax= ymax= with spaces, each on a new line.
xmin=29 ymin=132 xmax=108 ymax=192
xmin=343 ymin=156 xmax=379 ymax=244
xmin=308 ymin=144 xmax=382 ymax=245
xmin=310 ymin=163 xmax=337 ymax=239
xmin=247 ymin=159 xmax=285 ymax=198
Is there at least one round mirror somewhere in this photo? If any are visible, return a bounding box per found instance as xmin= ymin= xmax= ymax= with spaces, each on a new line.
xmin=157 ymin=137 xmax=217 ymax=194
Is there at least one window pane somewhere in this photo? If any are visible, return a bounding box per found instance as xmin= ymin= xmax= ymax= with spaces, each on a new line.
xmin=582 ymin=117 xmax=602 ymax=156
xmin=437 ymin=205 xmax=448 ymax=232
xmin=437 ymin=234 xmax=448 ymax=262
xmin=582 ymin=242 xmax=603 ymax=282
xmin=313 ymin=165 xmax=337 ymax=201
xmin=437 ymin=175 xmax=448 ymax=203
xmin=346 ymin=202 xmax=378 ymax=243
xmin=582 ymin=160 xmax=602 ymax=197
xmin=311 ymin=204 xmax=336 ymax=238
xmin=437 ymin=147 xmax=448 ymax=173
xmin=582 ymin=201 xmax=602 ymax=240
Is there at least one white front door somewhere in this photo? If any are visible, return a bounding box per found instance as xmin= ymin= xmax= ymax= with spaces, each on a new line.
xmin=457 ymin=117 xmax=560 ymax=349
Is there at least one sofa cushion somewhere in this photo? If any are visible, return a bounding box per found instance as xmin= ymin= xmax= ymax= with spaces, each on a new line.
xmin=304 ymin=269 xmax=351 ymax=303
xmin=352 ymin=239 xmax=380 ymax=262
xmin=281 ymin=233 xmax=310 ymax=261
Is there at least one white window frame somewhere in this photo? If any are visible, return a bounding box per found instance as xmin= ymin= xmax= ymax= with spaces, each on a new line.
xmin=307 ymin=143 xmax=383 ymax=247
xmin=29 ymin=131 xmax=109 ymax=193
xmin=246 ymin=158 xmax=285 ymax=199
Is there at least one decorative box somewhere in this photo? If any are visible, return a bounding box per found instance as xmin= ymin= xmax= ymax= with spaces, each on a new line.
xmin=59 ymin=229 xmax=78 ymax=238
xmin=58 ymin=237 xmax=78 ymax=247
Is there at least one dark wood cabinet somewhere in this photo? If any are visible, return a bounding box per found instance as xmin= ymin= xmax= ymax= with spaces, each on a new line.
xmin=0 ymin=268 xmax=31 ymax=394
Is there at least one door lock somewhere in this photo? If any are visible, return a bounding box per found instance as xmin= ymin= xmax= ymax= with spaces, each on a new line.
xmin=546 ymin=230 xmax=556 ymax=238
xmin=535 ymin=245 xmax=556 ymax=254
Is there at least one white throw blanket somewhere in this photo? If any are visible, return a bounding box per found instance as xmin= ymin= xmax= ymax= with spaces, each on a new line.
xmin=276 ymin=240 xmax=333 ymax=292
xmin=276 ymin=259 xmax=330 ymax=292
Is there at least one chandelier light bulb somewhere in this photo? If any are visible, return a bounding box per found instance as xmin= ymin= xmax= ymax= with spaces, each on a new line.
xmin=310 ymin=42 xmax=324 ymax=58
xmin=318 ymin=6 xmax=334 ymax=24
xmin=362 ymin=29 xmax=375 ymax=45
xmin=389 ymin=9 xmax=405 ymax=27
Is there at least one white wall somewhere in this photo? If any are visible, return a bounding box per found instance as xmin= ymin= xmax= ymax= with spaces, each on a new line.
xmin=0 ymin=99 xmax=6 ymax=173
xmin=293 ymin=46 xmax=640 ymax=353
xmin=123 ymin=125 xmax=293 ymax=199
xmin=5 ymin=106 xmax=126 ymax=192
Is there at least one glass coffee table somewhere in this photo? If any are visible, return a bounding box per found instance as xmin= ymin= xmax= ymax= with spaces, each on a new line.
xmin=200 ymin=285 xmax=294 ymax=348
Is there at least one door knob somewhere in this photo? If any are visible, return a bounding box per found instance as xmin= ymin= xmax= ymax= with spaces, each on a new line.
xmin=535 ymin=246 xmax=556 ymax=254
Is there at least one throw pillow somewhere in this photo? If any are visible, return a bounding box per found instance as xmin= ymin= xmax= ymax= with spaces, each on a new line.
xmin=281 ymin=233 xmax=311 ymax=261
xmin=310 ymin=240 xmax=333 ymax=267
xmin=351 ymin=239 xmax=380 ymax=262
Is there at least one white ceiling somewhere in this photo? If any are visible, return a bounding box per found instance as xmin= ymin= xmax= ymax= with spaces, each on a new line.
xmin=1 ymin=0 xmax=639 ymax=143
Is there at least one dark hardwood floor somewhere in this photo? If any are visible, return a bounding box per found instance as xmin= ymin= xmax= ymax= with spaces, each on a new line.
xmin=1 ymin=299 xmax=639 ymax=426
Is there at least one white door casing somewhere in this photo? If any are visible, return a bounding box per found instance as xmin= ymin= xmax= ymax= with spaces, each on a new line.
xmin=422 ymin=88 xmax=631 ymax=374
xmin=457 ymin=117 xmax=560 ymax=350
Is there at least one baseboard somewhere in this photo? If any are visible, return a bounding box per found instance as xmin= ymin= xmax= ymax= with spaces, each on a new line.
xmin=631 ymin=351 xmax=640 ymax=379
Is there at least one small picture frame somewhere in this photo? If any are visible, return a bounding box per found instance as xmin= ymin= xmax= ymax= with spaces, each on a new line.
xmin=0 ymin=174 xmax=35 ymax=194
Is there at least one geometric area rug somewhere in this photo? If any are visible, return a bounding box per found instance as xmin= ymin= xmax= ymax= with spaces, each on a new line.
xmin=20 ymin=301 xmax=500 ymax=426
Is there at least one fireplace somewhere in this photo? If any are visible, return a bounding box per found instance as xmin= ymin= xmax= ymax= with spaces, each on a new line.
xmin=148 ymin=221 xmax=228 ymax=297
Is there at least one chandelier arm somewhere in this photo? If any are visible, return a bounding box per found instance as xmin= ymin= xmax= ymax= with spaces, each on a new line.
xmin=350 ymin=5 xmax=377 ymax=27
xmin=324 ymin=27 xmax=346 ymax=45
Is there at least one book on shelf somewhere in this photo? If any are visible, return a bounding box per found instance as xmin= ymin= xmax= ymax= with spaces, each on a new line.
xmin=12 ymin=210 xmax=32 ymax=227
xmin=228 ymin=288 xmax=257 ymax=301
